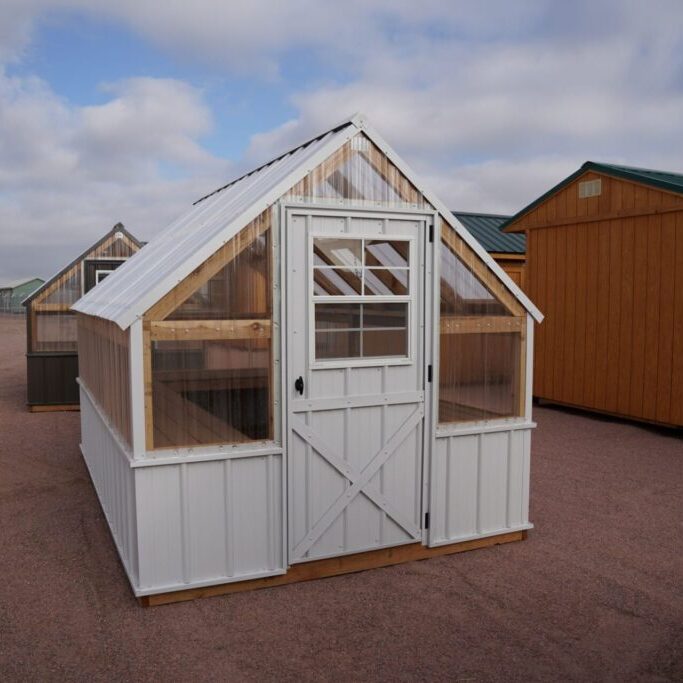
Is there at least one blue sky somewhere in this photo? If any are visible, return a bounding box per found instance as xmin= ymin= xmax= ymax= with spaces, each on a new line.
xmin=1 ymin=0 xmax=683 ymax=280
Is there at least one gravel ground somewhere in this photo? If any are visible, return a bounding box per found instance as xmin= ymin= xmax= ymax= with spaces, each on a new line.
xmin=0 ymin=313 xmax=681 ymax=681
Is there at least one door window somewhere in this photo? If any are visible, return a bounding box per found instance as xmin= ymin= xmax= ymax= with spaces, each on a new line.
xmin=312 ymin=237 xmax=411 ymax=361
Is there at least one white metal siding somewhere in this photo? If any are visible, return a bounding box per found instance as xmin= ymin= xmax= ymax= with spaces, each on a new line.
xmin=429 ymin=426 xmax=532 ymax=546
xmin=79 ymin=385 xmax=139 ymax=586
xmin=134 ymin=454 xmax=284 ymax=595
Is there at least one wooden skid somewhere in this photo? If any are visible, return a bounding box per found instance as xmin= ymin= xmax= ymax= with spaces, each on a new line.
xmin=139 ymin=530 xmax=526 ymax=607
xmin=535 ymin=396 xmax=683 ymax=430
xmin=28 ymin=403 xmax=80 ymax=413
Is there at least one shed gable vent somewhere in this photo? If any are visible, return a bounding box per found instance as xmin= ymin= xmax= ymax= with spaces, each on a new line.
xmin=578 ymin=178 xmax=602 ymax=198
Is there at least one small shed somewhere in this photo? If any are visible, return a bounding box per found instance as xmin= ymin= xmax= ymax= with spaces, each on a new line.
xmin=73 ymin=115 xmax=542 ymax=604
xmin=453 ymin=211 xmax=527 ymax=289
xmin=502 ymin=161 xmax=683 ymax=427
xmin=23 ymin=224 xmax=142 ymax=411
xmin=0 ymin=278 xmax=44 ymax=314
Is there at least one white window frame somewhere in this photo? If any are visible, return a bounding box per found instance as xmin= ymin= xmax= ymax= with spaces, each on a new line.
xmin=95 ymin=269 xmax=113 ymax=285
xmin=308 ymin=232 xmax=417 ymax=369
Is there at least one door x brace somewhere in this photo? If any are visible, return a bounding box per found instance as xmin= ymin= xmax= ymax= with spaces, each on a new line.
xmin=290 ymin=405 xmax=424 ymax=559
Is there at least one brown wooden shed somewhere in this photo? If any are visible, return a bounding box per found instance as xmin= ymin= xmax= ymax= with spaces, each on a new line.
xmin=453 ymin=211 xmax=527 ymax=290
xmin=502 ymin=162 xmax=683 ymax=428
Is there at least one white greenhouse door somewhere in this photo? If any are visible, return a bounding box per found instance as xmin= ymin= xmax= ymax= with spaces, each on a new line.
xmin=285 ymin=207 xmax=431 ymax=564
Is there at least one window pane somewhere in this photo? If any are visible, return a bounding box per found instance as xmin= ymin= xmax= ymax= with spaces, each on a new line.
xmin=316 ymin=330 xmax=361 ymax=359
xmin=362 ymin=303 xmax=407 ymax=329
xmin=365 ymin=239 xmax=409 ymax=268
xmin=151 ymin=338 xmax=271 ymax=448
xmin=364 ymin=269 xmax=408 ymax=296
xmin=313 ymin=238 xmax=361 ymax=268
xmin=441 ymin=242 xmax=509 ymax=316
xmin=363 ymin=329 xmax=407 ymax=357
xmin=439 ymin=332 xmax=520 ymax=423
xmin=313 ymin=268 xmax=362 ymax=296
xmin=315 ymin=303 xmax=361 ymax=329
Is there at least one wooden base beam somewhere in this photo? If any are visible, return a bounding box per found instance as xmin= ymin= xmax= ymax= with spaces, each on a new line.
xmin=139 ymin=529 xmax=527 ymax=607
xmin=28 ymin=403 xmax=80 ymax=413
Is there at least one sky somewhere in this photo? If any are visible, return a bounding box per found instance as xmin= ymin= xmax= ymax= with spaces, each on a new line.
xmin=1 ymin=0 xmax=683 ymax=281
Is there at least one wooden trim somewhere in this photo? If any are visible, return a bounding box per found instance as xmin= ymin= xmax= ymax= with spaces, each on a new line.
xmin=489 ymin=252 xmax=526 ymax=261
xmin=32 ymin=303 xmax=72 ymax=313
xmin=520 ymin=203 xmax=683 ymax=231
xmin=519 ymin=320 xmax=527 ymax=417
xmin=28 ymin=403 xmax=80 ymax=412
xmin=144 ymin=213 xmax=271 ymax=322
xmin=440 ymin=315 xmax=525 ymax=334
xmin=139 ymin=530 xmax=527 ymax=606
xmin=149 ymin=319 xmax=271 ymax=341
xmin=143 ymin=320 xmax=154 ymax=451
xmin=441 ymin=221 xmax=525 ymax=316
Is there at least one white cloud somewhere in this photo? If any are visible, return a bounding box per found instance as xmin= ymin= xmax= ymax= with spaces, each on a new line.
xmin=0 ymin=69 xmax=229 ymax=267
xmin=1 ymin=0 xmax=683 ymax=280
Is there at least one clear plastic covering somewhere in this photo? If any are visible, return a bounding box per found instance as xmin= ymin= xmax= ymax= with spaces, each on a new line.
xmin=285 ymin=133 xmax=431 ymax=209
xmin=148 ymin=212 xmax=273 ymax=449
xmin=28 ymin=230 xmax=140 ymax=354
xmin=439 ymin=227 xmax=524 ymax=424
xmin=78 ymin=314 xmax=131 ymax=447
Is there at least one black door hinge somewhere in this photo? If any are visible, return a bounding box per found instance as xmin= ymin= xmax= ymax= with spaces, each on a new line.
xmin=427 ymin=364 xmax=433 ymax=382
xmin=428 ymin=223 xmax=434 ymax=243
xmin=424 ymin=512 xmax=430 ymax=530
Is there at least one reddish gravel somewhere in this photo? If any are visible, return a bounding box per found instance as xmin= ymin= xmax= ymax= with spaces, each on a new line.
xmin=0 ymin=313 xmax=681 ymax=681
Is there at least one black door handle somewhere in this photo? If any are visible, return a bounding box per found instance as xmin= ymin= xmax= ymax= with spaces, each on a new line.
xmin=294 ymin=376 xmax=304 ymax=395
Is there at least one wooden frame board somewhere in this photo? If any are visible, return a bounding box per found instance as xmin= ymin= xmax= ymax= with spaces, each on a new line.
xmin=139 ymin=529 xmax=526 ymax=606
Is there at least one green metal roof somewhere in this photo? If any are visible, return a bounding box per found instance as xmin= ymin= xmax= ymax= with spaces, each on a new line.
xmin=452 ymin=211 xmax=526 ymax=254
xmin=501 ymin=161 xmax=683 ymax=232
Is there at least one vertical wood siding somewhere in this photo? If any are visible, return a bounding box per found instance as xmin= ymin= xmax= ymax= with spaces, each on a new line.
xmin=522 ymin=173 xmax=683 ymax=426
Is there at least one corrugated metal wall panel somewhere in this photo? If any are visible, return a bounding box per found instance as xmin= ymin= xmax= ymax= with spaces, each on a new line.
xmin=79 ymin=386 xmax=139 ymax=586
xmin=429 ymin=427 xmax=532 ymax=547
xmin=135 ymin=454 xmax=284 ymax=595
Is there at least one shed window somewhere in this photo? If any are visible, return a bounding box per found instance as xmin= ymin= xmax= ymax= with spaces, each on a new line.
xmin=147 ymin=212 xmax=273 ymax=449
xmin=312 ymin=236 xmax=410 ymax=361
xmin=438 ymin=224 xmax=525 ymax=424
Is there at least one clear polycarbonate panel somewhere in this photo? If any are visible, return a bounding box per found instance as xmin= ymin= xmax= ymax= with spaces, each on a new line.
xmin=166 ymin=214 xmax=270 ymax=320
xmin=78 ymin=314 xmax=131 ymax=446
xmin=438 ymin=235 xmax=523 ymax=425
xmin=285 ymin=133 xmax=431 ymax=209
xmin=42 ymin=270 xmax=81 ymax=305
xmin=151 ymin=339 xmax=272 ymax=449
xmin=440 ymin=240 xmax=510 ymax=316
xmin=438 ymin=332 xmax=520 ymax=423
xmin=149 ymin=211 xmax=274 ymax=449
xmin=97 ymin=235 xmax=136 ymax=258
xmin=33 ymin=313 xmax=78 ymax=352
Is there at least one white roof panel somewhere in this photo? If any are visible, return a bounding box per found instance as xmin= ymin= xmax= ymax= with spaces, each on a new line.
xmin=74 ymin=114 xmax=542 ymax=327
xmin=73 ymin=124 xmax=356 ymax=328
